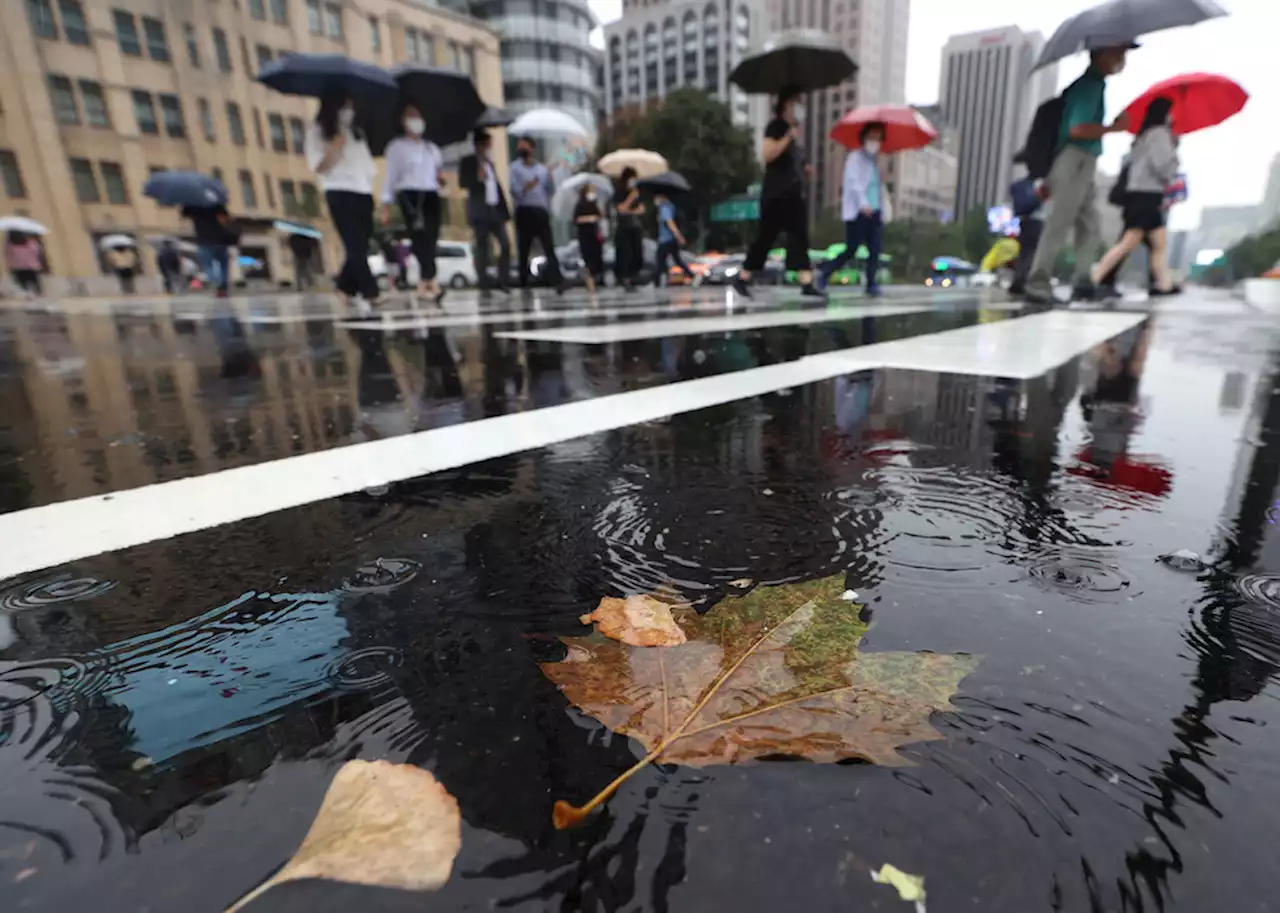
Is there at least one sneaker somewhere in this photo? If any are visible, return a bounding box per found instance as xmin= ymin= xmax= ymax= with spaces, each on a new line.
xmin=1022 ymin=287 xmax=1057 ymax=307
xmin=1098 ymin=285 xmax=1123 ymax=301
xmin=730 ymin=275 xmax=753 ymax=299
xmin=814 ymin=271 xmax=829 ymax=291
xmin=1071 ymin=283 xmax=1098 ymax=303
xmin=865 ymin=285 xmax=883 ymax=299
xmin=801 ymin=283 xmax=828 ymax=300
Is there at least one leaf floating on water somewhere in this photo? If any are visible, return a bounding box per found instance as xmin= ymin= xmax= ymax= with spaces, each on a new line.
xmin=226 ymin=760 xmax=460 ymax=911
xmin=542 ymin=574 xmax=979 ymax=828
xmin=1156 ymin=549 xmax=1208 ymax=573
xmin=580 ymin=595 xmax=688 ymax=647
xmin=728 ymin=578 xmax=754 ymax=589
xmin=871 ymin=863 xmax=927 ymax=912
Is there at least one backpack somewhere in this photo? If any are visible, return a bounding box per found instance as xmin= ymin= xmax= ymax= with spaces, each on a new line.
xmin=1020 ymin=76 xmax=1085 ymax=180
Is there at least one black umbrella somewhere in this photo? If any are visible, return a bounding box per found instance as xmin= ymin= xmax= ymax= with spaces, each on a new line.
xmin=258 ymin=53 xmax=397 ymax=99
xmin=637 ymin=171 xmax=691 ymax=194
xmin=475 ymin=106 xmax=516 ymax=128
xmin=1034 ymin=0 xmax=1227 ymax=70
xmin=729 ymin=29 xmax=857 ymax=94
xmin=390 ymin=66 xmax=486 ymax=147
xmin=142 ymin=171 xmax=228 ymax=208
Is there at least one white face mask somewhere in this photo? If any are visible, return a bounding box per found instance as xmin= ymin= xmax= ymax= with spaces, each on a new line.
xmin=792 ymin=104 xmax=806 ymax=123
xmin=585 ymin=191 xmax=597 ymax=201
xmin=404 ymin=116 xmax=425 ymax=136
xmin=338 ymin=108 xmax=355 ymax=127
xmin=864 ymin=139 xmax=881 ymax=155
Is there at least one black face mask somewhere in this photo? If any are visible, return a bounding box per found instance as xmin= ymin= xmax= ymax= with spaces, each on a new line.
xmin=519 ymin=148 xmax=533 ymax=160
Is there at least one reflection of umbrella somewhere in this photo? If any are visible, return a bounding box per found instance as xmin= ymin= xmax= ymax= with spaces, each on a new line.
xmin=99 ymin=234 xmax=136 ymax=250
xmin=830 ymin=105 xmax=938 ymax=153
xmin=143 ymin=170 xmax=228 ymax=207
xmin=598 ymin=149 xmax=669 ymax=179
xmin=391 ymin=66 xmax=485 ymax=146
xmin=729 ymin=29 xmax=857 ymax=93
xmin=637 ymin=171 xmax=691 ymax=194
xmin=981 ymin=238 xmax=1021 ymax=272
xmin=551 ymin=173 xmax=613 ymax=218
xmin=258 ymin=53 xmax=397 ymax=99
xmin=1034 ymin=0 xmax=1226 ymax=71
xmin=147 ymin=236 xmax=199 ymax=254
xmin=273 ymin=220 xmax=323 ymax=240
xmin=508 ymin=108 xmax=588 ymax=138
xmin=1123 ymin=72 xmax=1247 ymax=135
xmin=0 ymin=216 xmax=49 ymax=235
xmin=475 ymin=106 xmax=515 ymax=128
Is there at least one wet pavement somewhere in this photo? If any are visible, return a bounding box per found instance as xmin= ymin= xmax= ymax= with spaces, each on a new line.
xmin=2 ymin=285 xmax=1280 ymax=913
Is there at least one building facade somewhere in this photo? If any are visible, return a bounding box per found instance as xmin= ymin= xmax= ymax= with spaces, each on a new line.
xmin=886 ymin=104 xmax=958 ymax=222
xmin=1260 ymin=152 xmax=1280 ymax=232
xmin=939 ymin=26 xmax=1058 ymax=219
xmin=0 ymin=0 xmax=503 ymax=290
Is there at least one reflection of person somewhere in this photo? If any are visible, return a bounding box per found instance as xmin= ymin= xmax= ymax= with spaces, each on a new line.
xmin=818 ymin=122 xmax=886 ymax=296
xmin=732 ymin=86 xmax=824 ymax=300
xmin=183 ymin=205 xmax=231 ymax=297
xmin=613 ymin=166 xmax=645 ymax=291
xmin=306 ymin=91 xmax=381 ymax=309
xmin=5 ymin=231 xmax=44 ymax=297
xmin=107 ymin=244 xmax=139 ymax=294
xmin=573 ymin=182 xmax=605 ymax=294
xmin=509 ymin=136 xmax=564 ymax=291
xmin=654 ymin=192 xmax=695 ymax=288
xmin=458 ymin=129 xmax=511 ymax=296
xmin=1077 ymin=322 xmax=1161 ymax=483
xmin=380 ymin=102 xmax=446 ymax=303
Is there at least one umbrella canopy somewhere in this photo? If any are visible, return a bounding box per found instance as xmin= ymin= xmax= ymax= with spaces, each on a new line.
xmin=830 ymin=105 xmax=938 ymax=153
xmin=551 ymin=173 xmax=614 ymax=218
xmin=99 ymin=234 xmax=136 ymax=250
xmin=391 ymin=66 xmax=485 ymax=147
xmin=1122 ymin=72 xmax=1247 ymax=135
xmin=274 ymin=220 xmax=324 ymax=240
xmin=0 ymin=216 xmax=49 ymax=235
xmin=729 ymin=29 xmax=857 ymax=94
xmin=143 ymin=170 xmax=228 ymax=208
xmin=1034 ymin=0 xmax=1227 ymax=70
xmin=475 ymin=106 xmax=515 ymax=128
xmin=598 ymin=149 xmax=669 ymax=179
xmin=258 ymin=53 xmax=397 ymax=99
xmin=508 ymin=108 xmax=589 ymax=138
xmin=637 ymin=171 xmax=692 ymax=194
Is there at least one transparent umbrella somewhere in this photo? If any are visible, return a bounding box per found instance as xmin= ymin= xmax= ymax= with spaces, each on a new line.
xmin=551 ymin=173 xmax=614 ymax=219
xmin=508 ymin=108 xmax=589 ymax=138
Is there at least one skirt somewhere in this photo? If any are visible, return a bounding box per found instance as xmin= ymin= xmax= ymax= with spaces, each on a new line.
xmin=1122 ymin=192 xmax=1165 ymax=233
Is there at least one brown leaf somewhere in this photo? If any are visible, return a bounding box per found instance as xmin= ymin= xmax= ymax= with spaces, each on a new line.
xmin=227 ymin=760 xmax=460 ymax=910
xmin=542 ymin=574 xmax=978 ymax=827
xmin=580 ymin=594 xmax=688 ymax=646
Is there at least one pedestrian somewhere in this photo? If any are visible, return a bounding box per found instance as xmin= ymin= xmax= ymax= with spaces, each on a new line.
xmin=458 ymin=129 xmax=511 ymax=297
xmin=182 ymin=204 xmax=231 ymax=297
xmin=107 ymin=243 xmax=139 ymax=294
xmin=1090 ymin=96 xmax=1180 ymax=297
xmin=573 ymin=182 xmax=605 ymax=294
xmin=509 ymin=136 xmax=565 ymax=292
xmin=817 ymin=122 xmax=886 ymax=296
xmin=1008 ymin=150 xmax=1045 ymax=297
xmin=380 ymin=102 xmax=447 ymax=304
xmin=4 ymin=231 xmax=44 ymax=298
xmin=157 ymin=240 xmax=184 ymax=294
xmin=613 ymin=166 xmax=645 ymax=292
xmin=731 ymin=86 xmax=824 ymax=300
xmin=653 ymin=191 xmax=696 ymax=288
xmin=305 ymin=91 xmax=382 ymax=310
xmin=289 ymin=234 xmax=314 ymax=290
xmin=1022 ymin=45 xmax=1134 ymax=305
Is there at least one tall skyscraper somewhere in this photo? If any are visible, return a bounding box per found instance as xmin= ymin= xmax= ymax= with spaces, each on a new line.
xmin=1261 ymin=152 xmax=1280 ymax=231
xmin=939 ymin=26 xmax=1058 ymax=218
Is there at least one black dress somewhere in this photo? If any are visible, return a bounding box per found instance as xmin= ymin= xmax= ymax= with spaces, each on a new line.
xmin=574 ymin=196 xmax=605 ymax=281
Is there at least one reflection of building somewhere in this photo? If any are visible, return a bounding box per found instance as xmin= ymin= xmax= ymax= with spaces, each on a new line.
xmin=939 ymin=26 xmax=1058 ymax=218
xmin=0 ymin=0 xmax=503 ymax=290
xmin=887 ymin=103 xmax=958 ymax=222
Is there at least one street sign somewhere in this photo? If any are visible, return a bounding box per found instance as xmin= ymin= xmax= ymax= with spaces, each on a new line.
xmin=711 ymin=198 xmax=760 ymax=222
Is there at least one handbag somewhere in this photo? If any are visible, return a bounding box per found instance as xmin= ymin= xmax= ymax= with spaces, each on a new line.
xmin=1108 ymin=163 xmax=1131 ymax=207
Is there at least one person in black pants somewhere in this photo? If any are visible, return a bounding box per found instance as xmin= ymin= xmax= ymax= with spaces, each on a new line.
xmin=458 ymin=129 xmax=512 ymax=296
xmin=731 ymin=86 xmax=824 ymax=300
xmin=509 ymin=136 xmax=565 ymax=292
xmin=613 ymin=166 xmax=646 ymax=291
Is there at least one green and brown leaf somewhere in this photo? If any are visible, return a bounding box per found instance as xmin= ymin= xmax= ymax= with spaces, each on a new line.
xmin=542 ymin=574 xmax=978 ymax=827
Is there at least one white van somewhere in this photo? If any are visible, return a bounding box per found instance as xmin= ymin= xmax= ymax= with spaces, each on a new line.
xmin=369 ymin=241 xmax=478 ymax=291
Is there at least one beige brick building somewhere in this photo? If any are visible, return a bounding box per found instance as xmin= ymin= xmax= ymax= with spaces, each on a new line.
xmin=0 ymin=0 xmax=504 ymax=292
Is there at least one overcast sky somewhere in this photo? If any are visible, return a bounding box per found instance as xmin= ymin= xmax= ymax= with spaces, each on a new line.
xmin=587 ymin=0 xmax=1278 ymax=230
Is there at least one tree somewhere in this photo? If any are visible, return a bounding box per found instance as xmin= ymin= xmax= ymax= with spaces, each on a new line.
xmin=1227 ymin=227 xmax=1280 ymax=279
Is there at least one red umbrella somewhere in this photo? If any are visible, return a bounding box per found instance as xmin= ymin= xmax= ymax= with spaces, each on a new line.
xmin=830 ymin=105 xmax=938 ymax=153
xmin=1123 ymin=72 xmax=1248 ymax=136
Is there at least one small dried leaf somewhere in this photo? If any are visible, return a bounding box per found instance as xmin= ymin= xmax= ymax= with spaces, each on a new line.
xmin=871 ymin=863 xmax=926 ymax=909
xmin=227 ymin=760 xmax=460 ymax=910
xmin=580 ymin=595 xmax=688 ymax=647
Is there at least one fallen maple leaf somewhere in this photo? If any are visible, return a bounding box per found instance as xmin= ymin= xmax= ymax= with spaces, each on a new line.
xmin=226 ymin=760 xmax=460 ymax=911
xmin=542 ymin=574 xmax=978 ymax=827
xmin=580 ymin=594 xmax=688 ymax=646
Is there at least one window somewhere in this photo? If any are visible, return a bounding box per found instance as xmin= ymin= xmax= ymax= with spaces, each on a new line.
xmin=252 ymin=107 xmax=264 ymax=148
xmin=461 ymin=47 xmax=474 ymax=76
xmin=0 ymin=151 xmax=27 ymax=199
xmin=264 ymin=173 xmax=275 ymax=209
xmin=268 ymin=113 xmax=287 ymax=152
xmin=300 ymin=181 xmax=319 ymax=216
xmin=159 ymin=95 xmax=185 ymax=137
xmin=280 ymin=179 xmax=298 ymax=214
xmin=249 ymin=0 xmax=266 ymax=20
xmin=99 ymin=161 xmax=129 ymax=204
xmin=79 ymin=80 xmax=110 ymax=128
xmin=184 ymin=23 xmax=201 ymax=67
xmin=226 ymin=101 xmax=245 ymax=145
xmin=448 ymin=40 xmax=460 ymax=71
xmin=305 ymin=0 xmax=321 ymax=35
xmin=270 ymin=0 xmax=288 ymax=25
xmin=27 ymin=0 xmax=57 ymax=39
xmin=239 ymin=170 xmax=257 ymax=208
xmin=406 ymin=27 xmax=419 ymax=61
xmin=213 ymin=27 xmax=231 ymax=72
xmin=143 ymin=17 xmax=170 ymax=61
xmin=324 ymin=3 xmax=342 ymax=38
xmin=47 ymin=75 xmax=79 ymax=125
xmin=114 ymin=10 xmax=142 ymax=55
xmin=148 ymin=165 xmax=167 ymax=178
xmin=211 ymin=166 xmax=224 ymax=184
xmin=59 ymin=0 xmax=89 ymax=44
xmin=369 ymin=15 xmax=380 ymax=53
xmin=69 ymin=158 xmax=99 ymax=202
xmin=131 ymin=91 xmax=158 ymax=134
xmin=240 ymin=37 xmax=251 ymax=73
xmin=198 ymin=98 xmax=214 ymax=140
xmin=288 ymin=116 xmax=305 ymax=153
xmin=257 ymin=44 xmax=273 ymax=71
xmin=407 ymin=28 xmax=434 ymax=65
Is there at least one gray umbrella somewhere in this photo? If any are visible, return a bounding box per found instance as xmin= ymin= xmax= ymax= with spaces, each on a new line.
xmin=729 ymin=29 xmax=857 ymax=94
xmin=1034 ymin=0 xmax=1227 ymax=70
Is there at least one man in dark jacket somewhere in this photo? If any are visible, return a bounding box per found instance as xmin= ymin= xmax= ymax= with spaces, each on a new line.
xmin=457 ymin=129 xmax=511 ymax=295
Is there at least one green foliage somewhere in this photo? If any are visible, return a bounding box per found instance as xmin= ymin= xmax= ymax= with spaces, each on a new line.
xmin=1227 ymin=227 xmax=1280 ymax=279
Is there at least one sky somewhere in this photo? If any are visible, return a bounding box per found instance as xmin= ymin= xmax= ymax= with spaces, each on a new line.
xmin=587 ymin=0 xmax=1279 ymax=231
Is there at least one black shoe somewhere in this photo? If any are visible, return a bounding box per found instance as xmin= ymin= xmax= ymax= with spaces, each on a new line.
xmin=1007 ymin=282 xmax=1025 ymax=297
xmin=1071 ymin=283 xmax=1098 ymax=303
xmin=496 ymin=285 xmax=511 ymax=297
xmin=801 ymin=283 xmax=828 ymax=300
xmin=1149 ymin=286 xmax=1182 ymax=298
xmin=730 ymin=276 xmax=753 ymax=299
xmin=1098 ymin=285 xmax=1123 ymax=301
xmin=1023 ymin=288 xmax=1056 ymax=306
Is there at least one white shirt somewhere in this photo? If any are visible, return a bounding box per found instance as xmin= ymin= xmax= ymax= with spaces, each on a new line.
xmin=380 ymin=136 xmax=445 ymax=203
xmin=305 ymin=122 xmax=376 ymax=195
xmin=480 ymin=157 xmax=500 ymax=206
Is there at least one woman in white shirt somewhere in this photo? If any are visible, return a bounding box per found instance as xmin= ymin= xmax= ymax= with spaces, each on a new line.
xmin=305 ymin=92 xmax=381 ymax=307
xmin=380 ymin=103 xmax=447 ymax=302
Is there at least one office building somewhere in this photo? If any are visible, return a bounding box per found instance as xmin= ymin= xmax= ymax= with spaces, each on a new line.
xmin=1261 ymin=152 xmax=1280 ymax=231
xmin=886 ymin=103 xmax=958 ymax=222
xmin=0 ymin=0 xmax=503 ymax=291
xmin=939 ymin=26 xmax=1058 ymax=218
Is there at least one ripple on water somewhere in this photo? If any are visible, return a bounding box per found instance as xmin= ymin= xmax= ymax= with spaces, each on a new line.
xmin=1025 ymin=550 xmax=1133 ymax=604
xmin=0 ymin=574 xmax=117 ymax=613
xmin=1235 ymin=574 xmax=1280 ymax=611
xmin=0 ymin=657 xmax=114 ymax=714
xmin=341 ymin=558 xmax=422 ymax=594
xmin=326 ymin=646 xmax=404 ymax=691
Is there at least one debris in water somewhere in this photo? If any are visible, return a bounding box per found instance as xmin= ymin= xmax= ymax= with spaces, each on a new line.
xmin=871 ymin=863 xmax=926 ymax=912
xmin=841 ymin=590 xmax=858 ymax=601
xmin=1157 ymin=549 xmax=1207 ymax=573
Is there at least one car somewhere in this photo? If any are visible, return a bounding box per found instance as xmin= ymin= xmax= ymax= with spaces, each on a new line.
xmin=704 ymin=256 xmax=745 ymax=285
xmin=369 ymin=241 xmax=479 ymax=291
xmin=531 ymin=238 xmax=660 ymax=287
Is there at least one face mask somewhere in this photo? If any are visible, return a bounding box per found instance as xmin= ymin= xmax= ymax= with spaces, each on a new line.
xmin=519 ymin=147 xmax=532 ymax=160
xmin=338 ymin=108 xmax=355 ymax=127
xmin=585 ymin=191 xmax=597 ymax=201
xmin=628 ymin=178 xmax=637 ymax=189
xmin=792 ymin=104 xmax=806 ymax=122
xmin=404 ymin=117 xmax=425 ymax=136
xmin=864 ymin=139 xmax=881 ymax=155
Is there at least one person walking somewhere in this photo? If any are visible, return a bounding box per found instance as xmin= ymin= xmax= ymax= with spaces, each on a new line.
xmin=157 ymin=240 xmax=183 ymax=295
xmin=817 ymin=122 xmax=886 ymax=296
xmin=5 ymin=231 xmax=44 ymax=298
xmin=305 ymin=91 xmax=381 ymax=310
xmin=653 ymin=192 xmax=696 ymax=288
xmin=458 ymin=129 xmax=511 ymax=297
xmin=731 ymin=87 xmax=824 ymax=300
xmin=182 ymin=204 xmax=231 ymax=297
xmin=613 ymin=166 xmax=645 ymax=292
xmin=289 ymin=234 xmax=315 ymax=290
xmin=381 ymin=102 xmax=447 ymax=304
xmin=573 ymin=183 xmax=605 ymax=294
xmin=108 ymin=244 xmax=139 ymax=295
xmin=1023 ymin=45 xmax=1134 ymax=306
xmin=1007 ymin=151 xmax=1045 ymax=297
xmin=509 ymin=136 xmax=565 ymax=292
xmin=1091 ymin=96 xmax=1180 ymax=297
